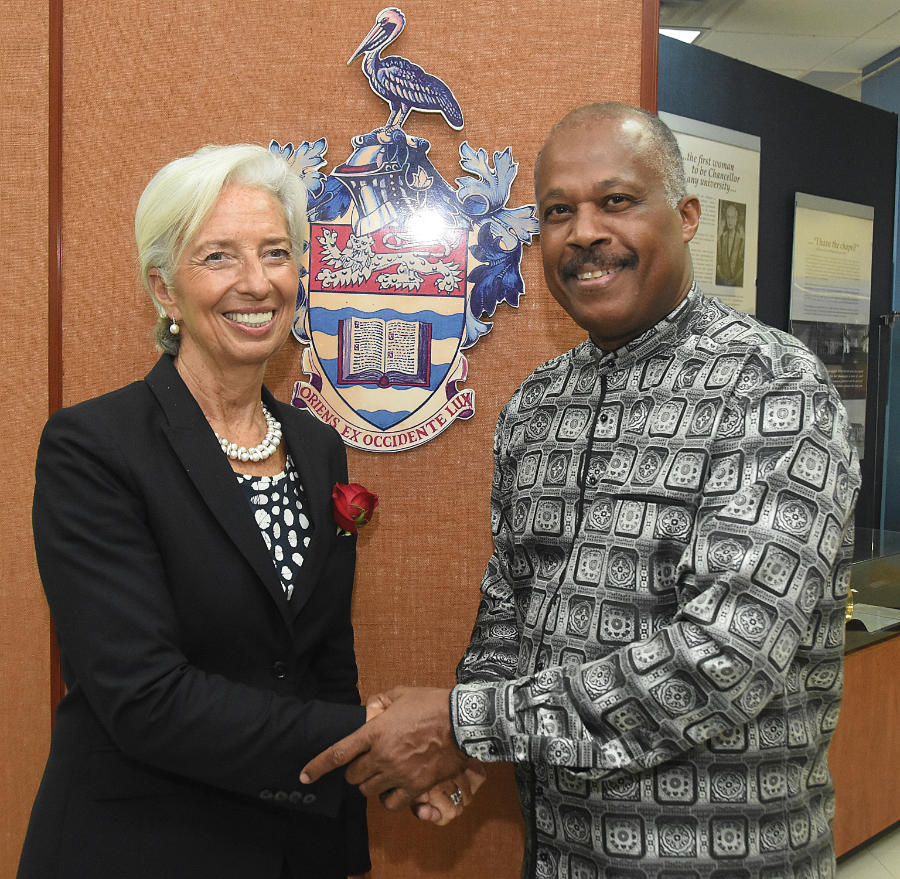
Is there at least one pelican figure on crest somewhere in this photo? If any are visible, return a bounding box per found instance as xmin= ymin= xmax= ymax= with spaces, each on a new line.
xmin=348 ymin=7 xmax=464 ymax=132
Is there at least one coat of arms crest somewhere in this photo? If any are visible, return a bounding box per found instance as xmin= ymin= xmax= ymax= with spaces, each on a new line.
xmin=274 ymin=6 xmax=537 ymax=451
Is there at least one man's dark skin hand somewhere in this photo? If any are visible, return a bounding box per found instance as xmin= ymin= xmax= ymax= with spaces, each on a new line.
xmin=300 ymin=686 xmax=470 ymax=810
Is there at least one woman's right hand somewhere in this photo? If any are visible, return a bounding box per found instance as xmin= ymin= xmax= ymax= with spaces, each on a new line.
xmin=365 ymin=695 xmax=388 ymax=723
xmin=410 ymin=759 xmax=486 ymax=825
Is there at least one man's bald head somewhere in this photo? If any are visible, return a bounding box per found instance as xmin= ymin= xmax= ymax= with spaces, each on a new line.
xmin=535 ymin=103 xmax=687 ymax=209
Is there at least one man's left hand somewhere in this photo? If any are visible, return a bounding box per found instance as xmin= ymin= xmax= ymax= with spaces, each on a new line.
xmin=300 ymin=686 xmax=467 ymax=810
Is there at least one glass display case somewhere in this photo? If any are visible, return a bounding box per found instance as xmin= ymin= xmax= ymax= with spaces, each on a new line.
xmin=845 ymin=527 xmax=900 ymax=653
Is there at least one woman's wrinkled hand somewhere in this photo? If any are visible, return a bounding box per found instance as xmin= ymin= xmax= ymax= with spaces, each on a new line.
xmin=410 ymin=759 xmax=487 ymax=825
xmin=364 ymin=691 xmax=390 ymax=723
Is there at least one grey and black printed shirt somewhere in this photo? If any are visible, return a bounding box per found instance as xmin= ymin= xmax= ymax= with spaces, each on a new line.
xmin=451 ymin=286 xmax=860 ymax=879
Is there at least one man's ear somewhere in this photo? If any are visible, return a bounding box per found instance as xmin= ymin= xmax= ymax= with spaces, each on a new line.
xmin=679 ymin=195 xmax=701 ymax=243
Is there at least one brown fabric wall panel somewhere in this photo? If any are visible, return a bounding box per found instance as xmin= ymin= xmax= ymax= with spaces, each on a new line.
xmin=51 ymin=1 xmax=644 ymax=876
xmin=60 ymin=0 xmax=643 ymax=400
xmin=1 ymin=3 xmax=51 ymax=877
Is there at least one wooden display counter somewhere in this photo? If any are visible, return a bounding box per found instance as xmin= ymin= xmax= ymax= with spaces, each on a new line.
xmin=830 ymin=534 xmax=900 ymax=856
xmin=830 ymin=634 xmax=900 ymax=855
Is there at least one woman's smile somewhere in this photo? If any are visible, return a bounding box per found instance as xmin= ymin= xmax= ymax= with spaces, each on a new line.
xmin=223 ymin=309 xmax=277 ymax=328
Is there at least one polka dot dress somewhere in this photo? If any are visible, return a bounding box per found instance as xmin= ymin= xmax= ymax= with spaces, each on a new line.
xmin=235 ymin=453 xmax=313 ymax=601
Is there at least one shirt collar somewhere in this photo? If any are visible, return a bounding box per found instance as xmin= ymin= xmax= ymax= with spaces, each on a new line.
xmin=578 ymin=282 xmax=702 ymax=367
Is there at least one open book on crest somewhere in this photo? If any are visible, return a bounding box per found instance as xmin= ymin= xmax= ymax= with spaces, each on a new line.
xmin=338 ymin=316 xmax=432 ymax=387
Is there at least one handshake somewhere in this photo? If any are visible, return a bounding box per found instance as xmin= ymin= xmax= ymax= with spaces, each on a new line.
xmin=301 ymin=686 xmax=486 ymax=825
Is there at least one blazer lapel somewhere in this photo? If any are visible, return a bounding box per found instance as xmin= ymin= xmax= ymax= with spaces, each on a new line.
xmin=145 ymin=357 xmax=295 ymax=629
xmin=266 ymin=391 xmax=335 ymax=622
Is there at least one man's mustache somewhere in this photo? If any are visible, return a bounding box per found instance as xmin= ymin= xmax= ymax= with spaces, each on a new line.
xmin=561 ymin=248 xmax=637 ymax=279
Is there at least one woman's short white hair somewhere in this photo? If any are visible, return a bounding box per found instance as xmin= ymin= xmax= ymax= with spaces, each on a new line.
xmin=135 ymin=143 xmax=307 ymax=354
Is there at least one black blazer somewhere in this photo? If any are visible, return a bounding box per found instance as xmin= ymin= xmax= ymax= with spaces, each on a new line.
xmin=18 ymin=355 xmax=369 ymax=879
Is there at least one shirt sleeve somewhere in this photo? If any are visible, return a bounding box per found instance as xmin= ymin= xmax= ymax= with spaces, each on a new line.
xmin=456 ymin=402 xmax=523 ymax=688
xmin=450 ymin=357 xmax=860 ymax=775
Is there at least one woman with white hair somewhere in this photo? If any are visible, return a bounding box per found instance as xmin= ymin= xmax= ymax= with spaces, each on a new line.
xmin=19 ymin=143 xmax=385 ymax=878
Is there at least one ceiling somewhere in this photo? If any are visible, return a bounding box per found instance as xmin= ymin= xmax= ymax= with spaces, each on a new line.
xmin=660 ymin=0 xmax=900 ymax=101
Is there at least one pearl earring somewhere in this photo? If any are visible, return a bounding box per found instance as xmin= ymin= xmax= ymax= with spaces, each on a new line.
xmin=169 ymin=315 xmax=180 ymax=335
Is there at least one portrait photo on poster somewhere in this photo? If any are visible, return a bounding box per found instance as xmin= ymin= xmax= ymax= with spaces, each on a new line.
xmin=715 ymin=199 xmax=746 ymax=287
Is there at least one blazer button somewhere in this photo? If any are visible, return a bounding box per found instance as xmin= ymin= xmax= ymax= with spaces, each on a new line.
xmin=272 ymin=661 xmax=288 ymax=679
xmin=259 ymin=789 xmax=273 ymax=801
xmin=288 ymin=791 xmax=303 ymax=805
xmin=274 ymin=791 xmax=289 ymax=803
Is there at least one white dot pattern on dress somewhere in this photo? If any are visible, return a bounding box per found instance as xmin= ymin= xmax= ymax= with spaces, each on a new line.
xmin=235 ymin=453 xmax=313 ymax=601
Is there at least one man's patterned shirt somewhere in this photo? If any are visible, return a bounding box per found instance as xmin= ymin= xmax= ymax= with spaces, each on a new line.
xmin=452 ymin=287 xmax=860 ymax=879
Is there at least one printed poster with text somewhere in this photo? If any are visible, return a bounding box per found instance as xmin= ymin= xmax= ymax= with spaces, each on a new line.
xmin=660 ymin=112 xmax=760 ymax=314
xmin=789 ymin=192 xmax=873 ymax=462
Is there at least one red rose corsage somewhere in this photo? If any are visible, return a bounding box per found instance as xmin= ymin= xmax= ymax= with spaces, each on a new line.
xmin=332 ymin=483 xmax=379 ymax=536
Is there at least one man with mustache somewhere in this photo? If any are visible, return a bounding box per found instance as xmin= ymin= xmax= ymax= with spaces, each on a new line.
xmin=303 ymin=103 xmax=860 ymax=879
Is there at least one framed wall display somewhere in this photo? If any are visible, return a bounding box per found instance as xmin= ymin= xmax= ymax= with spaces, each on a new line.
xmin=659 ymin=112 xmax=761 ymax=314
xmin=789 ymin=192 xmax=874 ymax=462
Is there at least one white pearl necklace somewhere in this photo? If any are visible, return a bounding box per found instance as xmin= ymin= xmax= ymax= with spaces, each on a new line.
xmin=215 ymin=403 xmax=282 ymax=463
